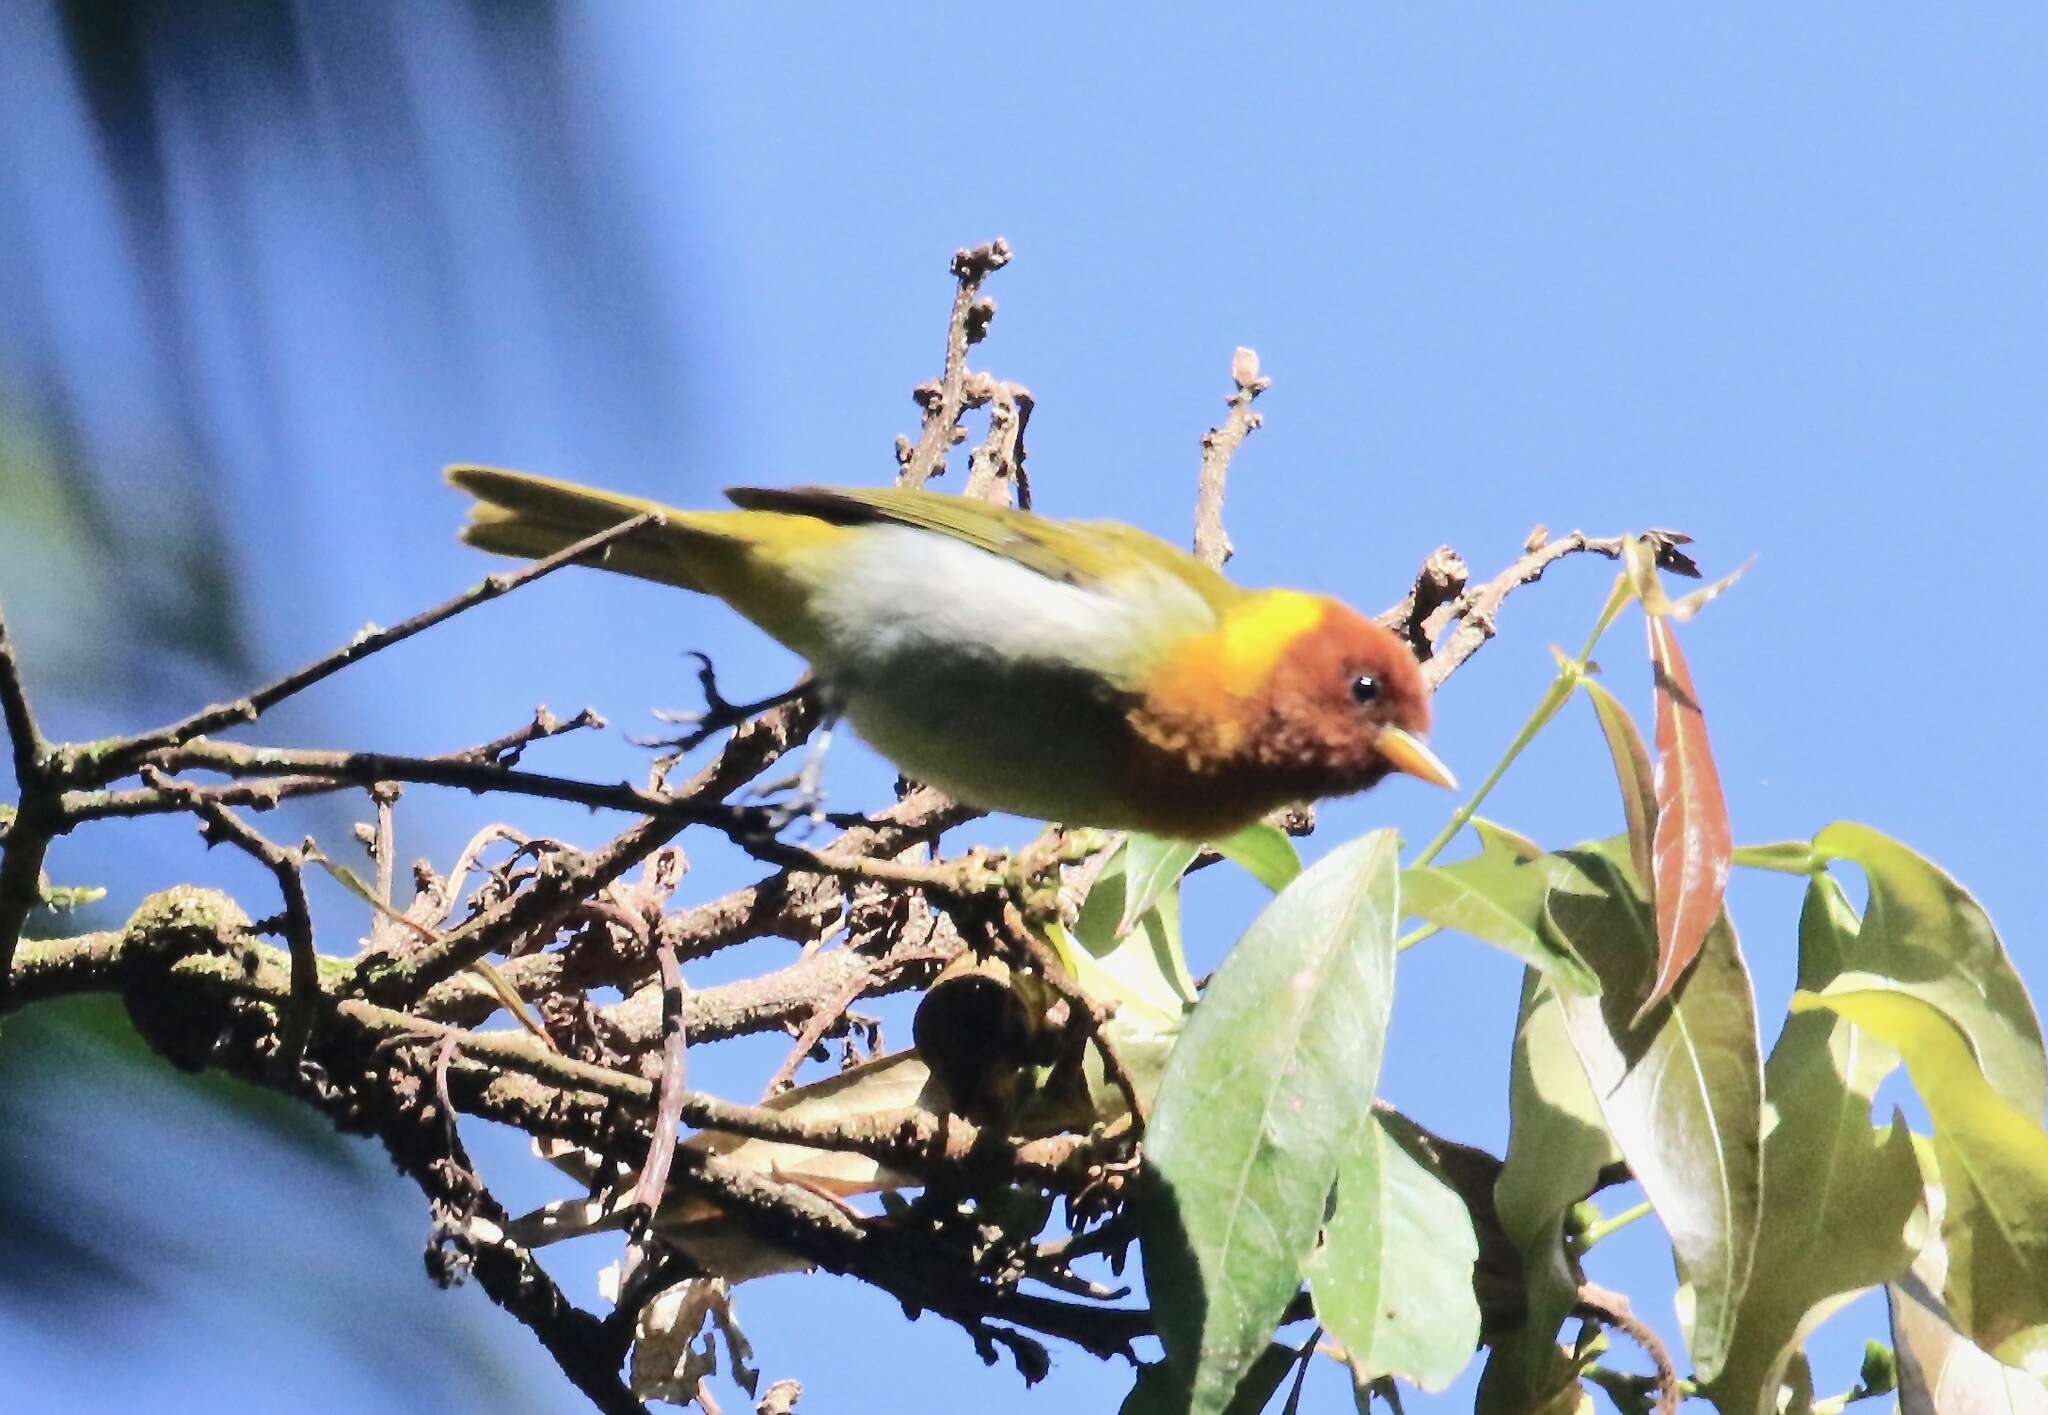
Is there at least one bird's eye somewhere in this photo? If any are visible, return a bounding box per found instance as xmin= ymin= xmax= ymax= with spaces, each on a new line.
xmin=1349 ymin=674 xmax=1380 ymax=706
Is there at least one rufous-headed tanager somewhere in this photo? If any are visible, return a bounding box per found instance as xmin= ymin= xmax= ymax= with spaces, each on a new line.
xmin=448 ymin=466 xmax=1454 ymax=839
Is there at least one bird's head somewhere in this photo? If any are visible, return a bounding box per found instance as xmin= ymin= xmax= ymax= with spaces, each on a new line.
xmin=1132 ymin=591 xmax=1455 ymax=826
xmin=1246 ymin=597 xmax=1453 ymax=796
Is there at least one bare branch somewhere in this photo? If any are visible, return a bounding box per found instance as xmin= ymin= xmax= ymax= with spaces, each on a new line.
xmin=126 ymin=738 xmax=738 ymax=827
xmin=57 ymin=513 xmax=656 ymax=789
xmin=630 ymin=939 xmax=687 ymax=1218
xmin=962 ymin=378 xmax=1035 ymax=509
xmin=1193 ymin=346 xmax=1272 ymax=569
xmin=0 ymin=604 xmax=47 ymax=785
xmin=896 ymin=238 xmax=1012 ymax=489
xmin=0 ymin=604 xmax=57 ymax=987
xmin=1576 ymin=1281 xmax=1682 ymax=1415
xmin=356 ymin=813 xmax=689 ymax=1006
xmin=1419 ymin=529 xmax=1628 ymax=691
xmin=1375 ymin=546 xmax=1470 ymax=659
xmin=759 ymin=955 xmax=878 ymax=1098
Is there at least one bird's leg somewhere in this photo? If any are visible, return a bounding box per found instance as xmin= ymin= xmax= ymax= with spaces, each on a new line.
xmin=635 ymin=651 xmax=811 ymax=755
xmin=749 ymin=690 xmax=848 ymax=836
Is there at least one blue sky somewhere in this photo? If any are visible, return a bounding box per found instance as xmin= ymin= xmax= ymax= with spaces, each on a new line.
xmin=2 ymin=4 xmax=2044 ymax=1411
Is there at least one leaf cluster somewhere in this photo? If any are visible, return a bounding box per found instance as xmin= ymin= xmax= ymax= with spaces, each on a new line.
xmin=1117 ymin=554 xmax=2048 ymax=1414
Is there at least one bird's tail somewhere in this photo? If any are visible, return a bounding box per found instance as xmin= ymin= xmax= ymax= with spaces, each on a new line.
xmin=447 ymin=464 xmax=715 ymax=593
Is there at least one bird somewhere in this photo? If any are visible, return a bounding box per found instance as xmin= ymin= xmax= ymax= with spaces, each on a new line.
xmin=447 ymin=466 xmax=1454 ymax=839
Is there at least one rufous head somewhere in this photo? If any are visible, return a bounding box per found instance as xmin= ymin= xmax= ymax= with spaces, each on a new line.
xmin=1247 ymin=597 xmax=1455 ymax=798
xmin=1128 ymin=591 xmax=1456 ymax=835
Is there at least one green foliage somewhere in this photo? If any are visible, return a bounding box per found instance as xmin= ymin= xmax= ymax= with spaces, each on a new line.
xmin=1305 ymin=1111 xmax=1481 ymax=1392
xmin=1546 ymin=842 xmax=1764 ymax=1381
xmin=1401 ymin=841 xmax=1596 ymax=993
xmin=1700 ymin=879 xmax=1924 ymax=1415
xmin=1136 ymin=831 xmax=1400 ymax=1414
xmin=1208 ymin=822 xmax=1303 ymax=893
xmin=1798 ymin=988 xmax=2048 ymax=1368
xmin=1488 ymin=968 xmax=1619 ymax=1406
xmin=1119 ymin=557 xmax=2048 ymax=1413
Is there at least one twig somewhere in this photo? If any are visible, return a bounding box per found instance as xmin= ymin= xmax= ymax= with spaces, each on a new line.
xmin=1575 ymin=1281 xmax=1681 ymax=1415
xmin=1363 ymin=528 xmax=1635 ymax=694
xmin=0 ymin=605 xmax=47 ymax=785
xmin=998 ymin=899 xmax=1149 ymax=1129
xmin=55 ymin=513 xmax=657 ymax=789
xmin=962 ymin=378 xmax=1034 ymax=509
xmin=897 ymin=239 xmax=1012 ymax=489
xmin=62 ymin=708 xmax=610 ymax=825
xmin=131 ymin=740 xmax=729 ymax=825
xmin=0 ymin=605 xmax=57 ymax=988
xmin=1375 ymin=546 xmax=1470 ymax=660
xmin=760 ymin=958 xmax=878 ymax=1097
xmin=1193 ymin=347 xmax=1272 ymax=569
xmin=630 ymin=940 xmax=687 ymax=1218
xmin=142 ymin=767 xmax=322 ymax=1065
xmin=356 ymin=813 xmax=689 ymax=1005
xmin=350 ymin=1040 xmax=646 ymax=1415
xmin=1281 ymin=1325 xmax=1322 ymax=1414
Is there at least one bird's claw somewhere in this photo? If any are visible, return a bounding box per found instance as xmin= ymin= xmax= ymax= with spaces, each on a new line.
xmin=747 ymin=763 xmax=830 ymax=837
xmin=631 ymin=652 xmax=805 ymax=756
xmin=754 ymin=788 xmax=829 ymax=838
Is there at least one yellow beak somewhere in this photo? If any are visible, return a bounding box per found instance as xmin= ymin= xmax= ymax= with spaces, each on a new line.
xmin=1378 ymin=726 xmax=1458 ymax=791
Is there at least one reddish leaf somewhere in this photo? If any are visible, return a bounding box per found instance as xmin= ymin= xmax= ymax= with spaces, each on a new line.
xmin=1637 ymin=615 xmax=1733 ymax=1023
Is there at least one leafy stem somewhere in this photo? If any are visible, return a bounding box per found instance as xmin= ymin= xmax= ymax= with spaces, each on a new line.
xmin=1576 ymin=1198 xmax=1656 ymax=1250
xmin=1410 ymin=573 xmax=1635 ymax=870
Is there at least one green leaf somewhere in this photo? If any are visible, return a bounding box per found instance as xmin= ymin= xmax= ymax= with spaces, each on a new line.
xmin=1123 ymin=1342 xmax=1304 ymax=1415
xmin=1700 ymin=878 xmax=1926 ymax=1415
xmin=1142 ymin=831 xmax=1402 ymax=1415
xmin=1580 ymin=676 xmax=1656 ymax=888
xmin=1492 ymin=965 xmax=1620 ymax=1401
xmin=1119 ymin=834 xmax=1204 ymax=940
xmin=1729 ymin=841 xmax=1819 ymax=875
xmin=1546 ymin=841 xmax=1764 ymax=1382
xmin=1211 ymin=823 xmax=1302 ymax=892
xmin=1401 ymin=851 xmax=1597 ymax=994
xmin=1796 ymin=987 xmax=2048 ymax=1369
xmin=1471 ymin=816 xmax=1545 ymax=863
xmin=1891 ymin=1229 xmax=2048 ymax=1413
xmin=1814 ymin=823 xmax=2047 ymax=1120
xmin=1057 ymin=848 xmax=1198 ymax=1023
xmin=1307 ymin=1111 xmax=1480 ymax=1392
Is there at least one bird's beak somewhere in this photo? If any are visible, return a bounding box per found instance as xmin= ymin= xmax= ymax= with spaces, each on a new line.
xmin=1378 ymin=727 xmax=1458 ymax=790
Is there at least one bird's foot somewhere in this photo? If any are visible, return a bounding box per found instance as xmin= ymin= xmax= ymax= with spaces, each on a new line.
xmin=632 ymin=652 xmax=809 ymax=757
xmin=742 ymin=710 xmax=850 ymax=837
xmin=748 ymin=775 xmax=829 ymax=837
